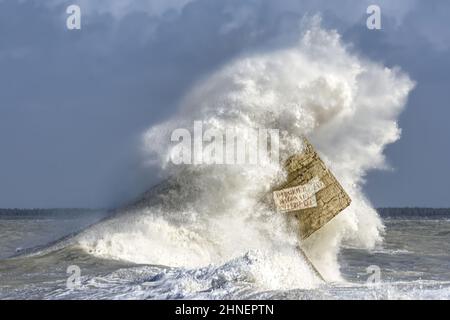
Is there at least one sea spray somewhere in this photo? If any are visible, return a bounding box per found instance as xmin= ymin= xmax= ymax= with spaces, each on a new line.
xmin=76 ymin=18 xmax=414 ymax=288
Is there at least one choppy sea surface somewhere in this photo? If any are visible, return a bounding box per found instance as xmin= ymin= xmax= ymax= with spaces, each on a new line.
xmin=0 ymin=210 xmax=449 ymax=300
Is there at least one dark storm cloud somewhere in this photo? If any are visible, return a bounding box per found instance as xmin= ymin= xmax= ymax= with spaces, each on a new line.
xmin=340 ymin=2 xmax=450 ymax=207
xmin=0 ymin=0 xmax=449 ymax=207
xmin=0 ymin=0 xmax=306 ymax=208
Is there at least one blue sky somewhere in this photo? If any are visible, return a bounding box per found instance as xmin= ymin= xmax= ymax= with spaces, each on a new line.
xmin=0 ymin=0 xmax=449 ymax=208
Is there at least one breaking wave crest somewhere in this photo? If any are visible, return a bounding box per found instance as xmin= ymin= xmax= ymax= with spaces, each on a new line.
xmin=75 ymin=18 xmax=414 ymax=289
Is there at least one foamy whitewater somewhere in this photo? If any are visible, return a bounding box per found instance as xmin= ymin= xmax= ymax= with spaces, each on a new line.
xmin=4 ymin=20 xmax=441 ymax=300
xmin=76 ymin=20 xmax=414 ymax=286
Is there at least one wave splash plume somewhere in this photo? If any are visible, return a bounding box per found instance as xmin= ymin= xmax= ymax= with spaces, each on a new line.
xmin=76 ymin=18 xmax=414 ymax=290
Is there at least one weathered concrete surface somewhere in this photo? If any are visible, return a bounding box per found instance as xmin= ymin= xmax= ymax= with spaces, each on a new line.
xmin=273 ymin=139 xmax=351 ymax=240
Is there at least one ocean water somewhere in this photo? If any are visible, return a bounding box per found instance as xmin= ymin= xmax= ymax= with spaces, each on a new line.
xmin=0 ymin=20 xmax=440 ymax=300
xmin=0 ymin=210 xmax=449 ymax=300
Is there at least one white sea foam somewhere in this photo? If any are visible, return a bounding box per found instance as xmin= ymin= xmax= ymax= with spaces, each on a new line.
xmin=77 ymin=18 xmax=414 ymax=289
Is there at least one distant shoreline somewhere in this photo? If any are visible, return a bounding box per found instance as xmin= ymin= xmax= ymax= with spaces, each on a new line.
xmin=376 ymin=208 xmax=450 ymax=218
xmin=0 ymin=208 xmax=110 ymax=220
xmin=0 ymin=207 xmax=449 ymax=219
